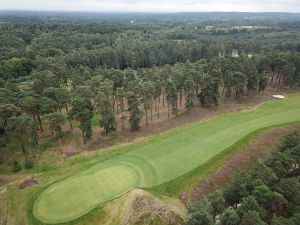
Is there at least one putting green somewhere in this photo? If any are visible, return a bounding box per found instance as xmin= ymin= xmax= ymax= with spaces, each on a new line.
xmin=34 ymin=94 xmax=300 ymax=224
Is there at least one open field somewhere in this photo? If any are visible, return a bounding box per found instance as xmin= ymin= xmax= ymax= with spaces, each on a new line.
xmin=32 ymin=94 xmax=300 ymax=224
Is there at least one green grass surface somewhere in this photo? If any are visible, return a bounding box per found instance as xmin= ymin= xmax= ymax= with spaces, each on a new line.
xmin=33 ymin=94 xmax=300 ymax=224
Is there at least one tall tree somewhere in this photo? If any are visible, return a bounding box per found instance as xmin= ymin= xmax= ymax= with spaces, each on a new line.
xmin=0 ymin=104 xmax=23 ymax=130
xmin=244 ymin=61 xmax=259 ymax=94
xmin=96 ymin=92 xmax=117 ymax=136
xmin=43 ymin=113 xmax=64 ymax=152
xmin=152 ymin=71 xmax=162 ymax=118
xmin=282 ymin=62 xmax=296 ymax=88
xmin=116 ymin=87 xmax=126 ymax=130
xmin=199 ymin=73 xmax=220 ymax=107
xmin=240 ymin=210 xmax=266 ymax=225
xmin=232 ymin=72 xmax=247 ymax=100
xmin=209 ymin=190 xmax=226 ymax=221
xmin=160 ymin=65 xmax=171 ymax=107
xmin=126 ymin=90 xmax=143 ymax=131
xmin=19 ymin=96 xmax=44 ymax=132
xmin=69 ymin=98 xmax=93 ymax=144
xmin=184 ymin=77 xmax=196 ymax=113
xmin=165 ymin=78 xmax=178 ymax=118
xmin=43 ymin=113 xmax=64 ymax=138
xmin=221 ymin=208 xmax=240 ymax=225
xmin=6 ymin=115 xmax=38 ymax=154
xmin=141 ymin=80 xmax=154 ymax=126
xmin=258 ymin=74 xmax=268 ymax=93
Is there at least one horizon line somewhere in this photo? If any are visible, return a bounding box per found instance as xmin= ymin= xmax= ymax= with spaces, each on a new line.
xmin=1 ymin=10 xmax=300 ymax=14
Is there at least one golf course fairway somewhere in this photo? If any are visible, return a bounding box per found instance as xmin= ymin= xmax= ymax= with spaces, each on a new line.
xmin=33 ymin=94 xmax=300 ymax=224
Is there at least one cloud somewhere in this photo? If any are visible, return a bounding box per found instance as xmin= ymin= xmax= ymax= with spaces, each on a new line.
xmin=1 ymin=0 xmax=300 ymax=12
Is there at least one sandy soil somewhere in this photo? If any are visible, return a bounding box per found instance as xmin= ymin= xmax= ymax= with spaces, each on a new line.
xmin=102 ymin=189 xmax=187 ymax=225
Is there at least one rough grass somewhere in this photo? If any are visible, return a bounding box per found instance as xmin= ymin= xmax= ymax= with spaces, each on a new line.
xmin=33 ymin=94 xmax=300 ymax=224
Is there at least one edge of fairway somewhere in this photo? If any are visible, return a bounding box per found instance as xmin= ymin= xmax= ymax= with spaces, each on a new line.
xmin=147 ymin=121 xmax=300 ymax=197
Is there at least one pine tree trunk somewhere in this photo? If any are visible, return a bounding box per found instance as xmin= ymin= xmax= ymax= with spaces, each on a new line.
xmin=145 ymin=109 xmax=148 ymax=126
xmin=32 ymin=146 xmax=36 ymax=158
xmin=276 ymin=74 xmax=282 ymax=87
xmin=58 ymin=136 xmax=63 ymax=154
xmin=150 ymin=104 xmax=153 ymax=122
xmin=121 ymin=118 xmax=125 ymax=131
xmin=167 ymin=103 xmax=170 ymax=119
xmin=116 ymin=100 xmax=119 ymax=114
xmin=292 ymin=162 xmax=298 ymax=175
xmin=222 ymin=81 xmax=225 ymax=97
xmin=65 ymin=102 xmax=69 ymax=112
xmin=271 ymin=72 xmax=275 ymax=85
xmin=55 ymin=131 xmax=59 ymax=141
xmin=121 ymin=101 xmax=125 ymax=131
xmin=68 ymin=118 xmax=73 ymax=130
xmin=112 ymin=95 xmax=116 ymax=112
xmin=162 ymin=89 xmax=165 ymax=107
xmin=180 ymin=89 xmax=182 ymax=107
xmin=38 ymin=115 xmax=43 ymax=132
xmin=81 ymin=130 xmax=86 ymax=145
xmin=18 ymin=136 xmax=25 ymax=154
xmin=32 ymin=113 xmax=37 ymax=124
xmin=35 ymin=132 xmax=39 ymax=145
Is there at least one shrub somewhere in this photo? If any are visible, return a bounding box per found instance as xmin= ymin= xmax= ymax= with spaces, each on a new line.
xmin=0 ymin=138 xmax=7 ymax=148
xmin=25 ymin=160 xmax=33 ymax=169
xmin=12 ymin=160 xmax=22 ymax=172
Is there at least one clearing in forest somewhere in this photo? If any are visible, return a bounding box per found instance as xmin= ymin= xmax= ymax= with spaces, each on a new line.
xmin=33 ymin=94 xmax=300 ymax=224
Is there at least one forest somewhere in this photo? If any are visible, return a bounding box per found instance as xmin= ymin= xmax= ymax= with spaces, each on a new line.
xmin=1 ymin=12 xmax=300 ymax=151
xmin=0 ymin=12 xmax=300 ymax=225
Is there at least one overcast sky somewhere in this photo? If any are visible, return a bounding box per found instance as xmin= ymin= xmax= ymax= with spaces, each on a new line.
xmin=1 ymin=0 xmax=300 ymax=13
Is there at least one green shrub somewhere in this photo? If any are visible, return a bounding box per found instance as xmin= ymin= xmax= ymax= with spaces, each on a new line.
xmin=12 ymin=160 xmax=22 ymax=172
xmin=0 ymin=138 xmax=7 ymax=148
xmin=25 ymin=160 xmax=34 ymax=169
xmin=0 ymin=156 xmax=4 ymax=164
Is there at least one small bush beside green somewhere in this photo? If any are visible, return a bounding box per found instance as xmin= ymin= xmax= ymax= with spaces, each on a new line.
xmin=0 ymin=138 xmax=7 ymax=147
xmin=25 ymin=160 xmax=34 ymax=169
xmin=13 ymin=160 xmax=22 ymax=172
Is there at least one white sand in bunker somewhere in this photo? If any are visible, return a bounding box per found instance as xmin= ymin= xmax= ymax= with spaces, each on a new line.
xmin=273 ymin=95 xmax=285 ymax=99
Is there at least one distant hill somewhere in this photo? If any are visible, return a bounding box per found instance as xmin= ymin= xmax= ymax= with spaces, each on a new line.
xmin=1 ymin=11 xmax=300 ymax=22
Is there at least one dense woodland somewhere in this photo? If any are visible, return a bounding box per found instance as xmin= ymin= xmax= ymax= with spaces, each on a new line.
xmin=0 ymin=11 xmax=300 ymax=225
xmin=0 ymin=12 xmax=300 ymax=165
xmin=188 ymin=131 xmax=300 ymax=225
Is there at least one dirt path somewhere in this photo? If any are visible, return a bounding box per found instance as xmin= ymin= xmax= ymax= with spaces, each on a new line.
xmin=179 ymin=125 xmax=300 ymax=205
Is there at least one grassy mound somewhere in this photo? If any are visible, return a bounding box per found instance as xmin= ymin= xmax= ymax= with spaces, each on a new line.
xmin=33 ymin=94 xmax=300 ymax=224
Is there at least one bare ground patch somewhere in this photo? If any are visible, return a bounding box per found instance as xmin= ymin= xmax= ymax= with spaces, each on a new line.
xmin=101 ymin=189 xmax=187 ymax=225
xmin=18 ymin=178 xmax=39 ymax=189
